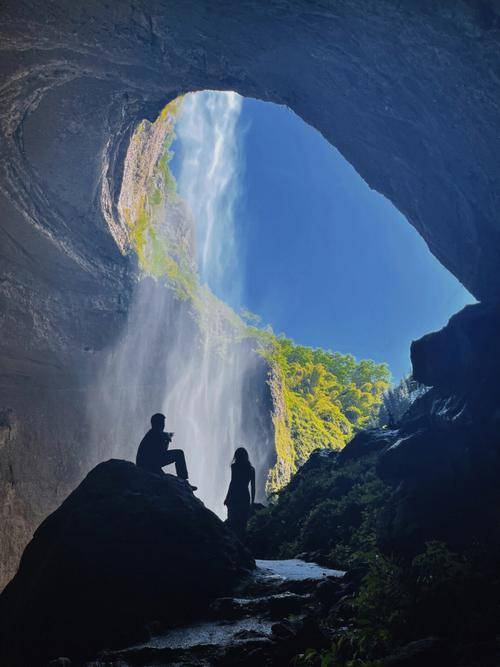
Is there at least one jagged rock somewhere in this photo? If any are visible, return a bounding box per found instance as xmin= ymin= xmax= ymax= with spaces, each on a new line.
xmin=372 ymin=302 xmax=500 ymax=555
xmin=411 ymin=302 xmax=500 ymax=392
xmin=338 ymin=428 xmax=398 ymax=463
xmin=376 ymin=428 xmax=465 ymax=485
xmin=376 ymin=382 xmax=500 ymax=555
xmin=0 ymin=460 xmax=254 ymax=665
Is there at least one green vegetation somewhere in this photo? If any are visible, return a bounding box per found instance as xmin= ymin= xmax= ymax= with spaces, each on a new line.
xmin=263 ymin=339 xmax=390 ymax=491
xmin=292 ymin=537 xmax=500 ymax=667
xmin=119 ymin=96 xmax=196 ymax=298
xmin=249 ymin=450 xmax=389 ymax=568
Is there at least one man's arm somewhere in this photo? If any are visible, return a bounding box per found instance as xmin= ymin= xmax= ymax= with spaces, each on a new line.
xmin=155 ymin=432 xmax=174 ymax=467
xmin=250 ymin=467 xmax=256 ymax=504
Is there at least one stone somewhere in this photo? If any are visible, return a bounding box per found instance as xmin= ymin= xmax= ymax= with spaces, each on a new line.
xmin=338 ymin=428 xmax=398 ymax=463
xmin=0 ymin=460 xmax=254 ymax=665
xmin=371 ymin=302 xmax=500 ymax=556
xmin=314 ymin=578 xmax=341 ymax=605
xmin=411 ymin=302 xmax=500 ymax=392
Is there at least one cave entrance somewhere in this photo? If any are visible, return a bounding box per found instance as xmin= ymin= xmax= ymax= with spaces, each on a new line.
xmin=2 ymin=1 xmax=497 ymax=592
xmin=96 ymin=91 xmax=473 ymax=515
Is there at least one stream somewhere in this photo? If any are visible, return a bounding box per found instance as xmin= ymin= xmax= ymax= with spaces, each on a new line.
xmin=90 ymin=559 xmax=345 ymax=666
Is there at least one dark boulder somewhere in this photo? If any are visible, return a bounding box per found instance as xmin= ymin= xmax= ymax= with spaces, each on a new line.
xmin=411 ymin=302 xmax=500 ymax=392
xmin=0 ymin=460 xmax=253 ymax=665
xmin=376 ymin=427 xmax=470 ymax=485
xmin=376 ymin=385 xmax=500 ymax=556
xmin=375 ymin=302 xmax=500 ymax=556
xmin=339 ymin=428 xmax=398 ymax=464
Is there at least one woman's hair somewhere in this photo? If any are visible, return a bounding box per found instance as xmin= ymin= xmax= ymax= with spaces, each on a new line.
xmin=232 ymin=446 xmax=251 ymax=466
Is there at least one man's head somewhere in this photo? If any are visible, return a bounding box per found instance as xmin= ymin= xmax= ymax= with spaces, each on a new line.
xmin=151 ymin=413 xmax=166 ymax=432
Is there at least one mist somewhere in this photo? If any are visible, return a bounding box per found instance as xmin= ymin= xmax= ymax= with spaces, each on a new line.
xmin=89 ymin=91 xmax=272 ymax=516
xmin=173 ymin=91 xmax=243 ymax=305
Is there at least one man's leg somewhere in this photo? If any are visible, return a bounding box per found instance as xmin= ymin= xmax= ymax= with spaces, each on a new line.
xmin=163 ymin=449 xmax=189 ymax=480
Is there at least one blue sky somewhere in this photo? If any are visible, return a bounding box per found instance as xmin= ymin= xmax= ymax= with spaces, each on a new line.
xmin=172 ymin=94 xmax=474 ymax=381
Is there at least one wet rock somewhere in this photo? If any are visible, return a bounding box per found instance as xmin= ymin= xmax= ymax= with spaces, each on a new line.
xmin=0 ymin=460 xmax=254 ymax=665
xmin=273 ymin=615 xmax=330 ymax=662
xmin=96 ymin=558 xmax=344 ymax=666
xmin=271 ymin=619 xmax=298 ymax=640
xmin=314 ymin=578 xmax=341 ymax=605
xmin=268 ymin=592 xmax=310 ymax=619
xmin=209 ymin=592 xmax=306 ymax=621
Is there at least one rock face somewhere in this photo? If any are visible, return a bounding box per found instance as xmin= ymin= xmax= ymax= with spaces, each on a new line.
xmin=0 ymin=460 xmax=254 ymax=665
xmin=411 ymin=302 xmax=500 ymax=392
xmin=375 ymin=302 xmax=500 ymax=555
xmin=0 ymin=0 xmax=500 ymax=587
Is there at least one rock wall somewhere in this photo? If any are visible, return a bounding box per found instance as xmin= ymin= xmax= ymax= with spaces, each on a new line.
xmin=376 ymin=302 xmax=500 ymax=555
xmin=0 ymin=0 xmax=499 ymax=586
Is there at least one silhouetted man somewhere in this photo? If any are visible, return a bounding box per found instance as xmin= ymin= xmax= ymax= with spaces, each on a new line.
xmin=136 ymin=413 xmax=197 ymax=491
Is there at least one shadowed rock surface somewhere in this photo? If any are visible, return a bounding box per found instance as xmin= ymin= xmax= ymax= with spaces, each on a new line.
xmin=376 ymin=301 xmax=500 ymax=555
xmin=93 ymin=559 xmax=345 ymax=666
xmin=411 ymin=302 xmax=500 ymax=392
xmin=1 ymin=0 xmax=500 ymax=587
xmin=0 ymin=460 xmax=254 ymax=665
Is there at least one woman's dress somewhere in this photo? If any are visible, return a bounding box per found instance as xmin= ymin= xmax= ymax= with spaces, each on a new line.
xmin=224 ymin=463 xmax=254 ymax=539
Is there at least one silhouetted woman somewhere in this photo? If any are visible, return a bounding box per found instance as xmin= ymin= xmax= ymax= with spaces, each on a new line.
xmin=224 ymin=447 xmax=256 ymax=541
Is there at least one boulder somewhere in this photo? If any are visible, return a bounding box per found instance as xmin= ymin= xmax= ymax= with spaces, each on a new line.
xmin=0 ymin=460 xmax=254 ymax=665
xmin=338 ymin=428 xmax=398 ymax=464
xmin=411 ymin=302 xmax=500 ymax=392
xmin=374 ymin=328 xmax=500 ymax=556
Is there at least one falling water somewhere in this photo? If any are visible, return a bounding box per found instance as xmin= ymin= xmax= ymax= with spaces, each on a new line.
xmin=174 ymin=91 xmax=243 ymax=304
xmin=90 ymin=92 xmax=273 ymax=515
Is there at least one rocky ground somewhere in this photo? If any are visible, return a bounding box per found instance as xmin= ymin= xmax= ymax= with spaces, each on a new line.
xmin=89 ymin=560 xmax=346 ymax=666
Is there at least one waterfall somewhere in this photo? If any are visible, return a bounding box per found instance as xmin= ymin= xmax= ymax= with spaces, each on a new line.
xmin=174 ymin=90 xmax=243 ymax=304
xmin=90 ymin=92 xmax=273 ymax=516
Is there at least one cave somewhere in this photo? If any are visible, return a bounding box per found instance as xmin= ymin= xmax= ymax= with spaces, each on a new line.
xmin=1 ymin=0 xmax=499 ymax=616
